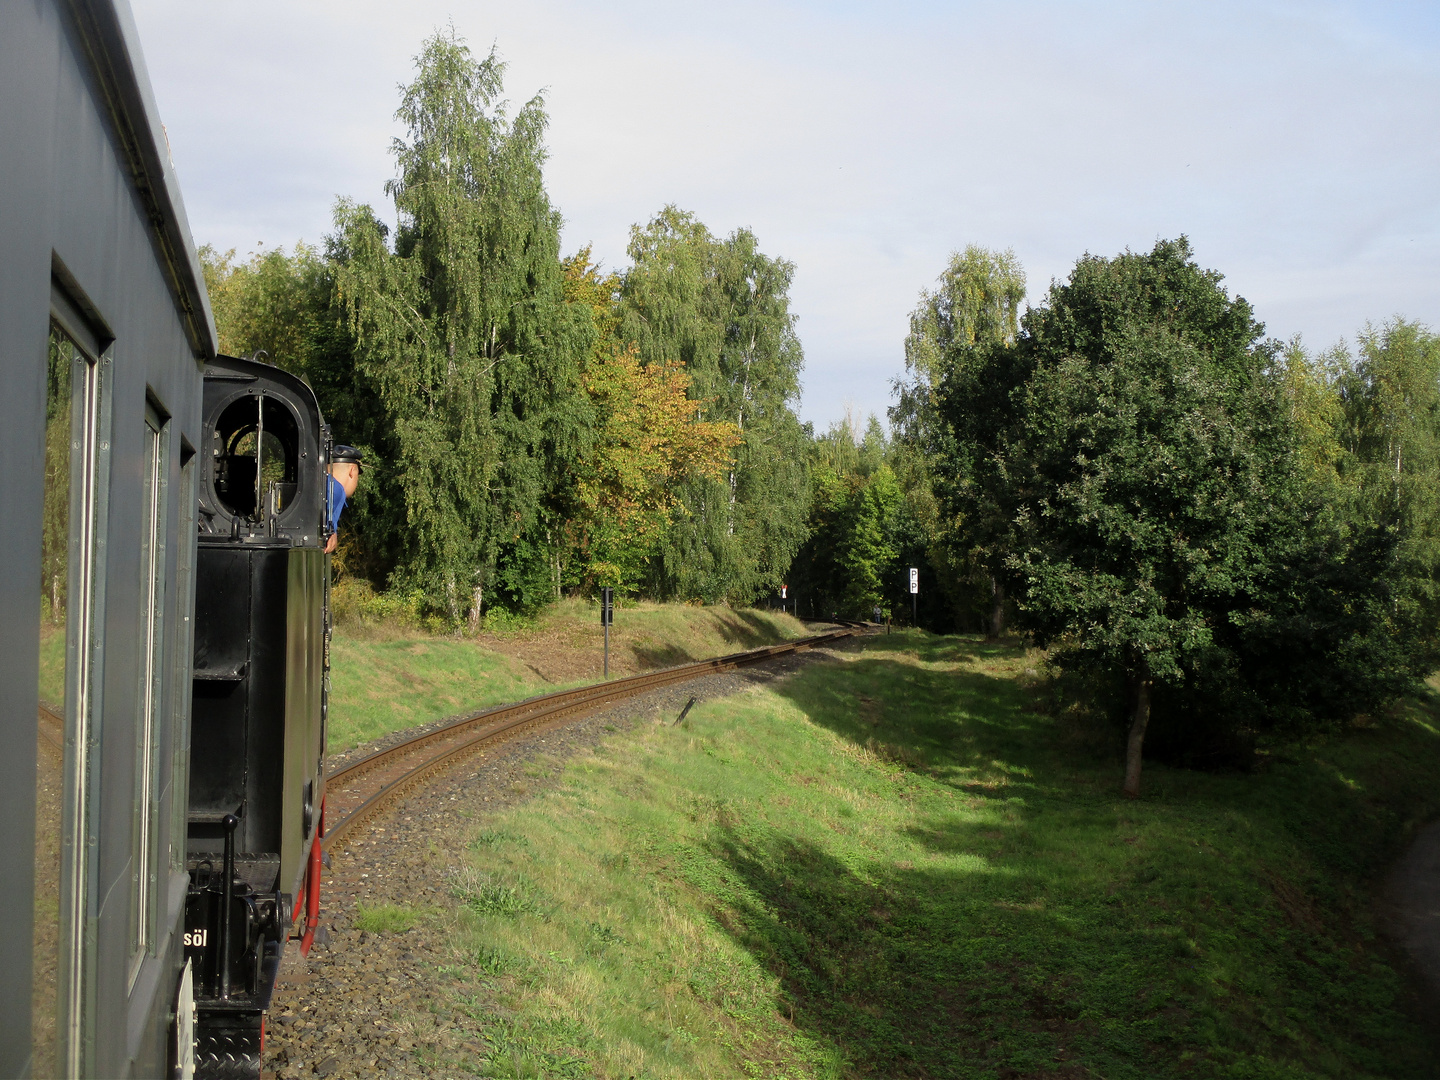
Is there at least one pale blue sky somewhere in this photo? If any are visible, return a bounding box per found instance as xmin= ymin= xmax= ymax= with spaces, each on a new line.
xmin=130 ymin=0 xmax=1440 ymax=428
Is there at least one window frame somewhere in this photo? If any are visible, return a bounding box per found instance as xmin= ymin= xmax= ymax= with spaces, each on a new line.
xmin=129 ymin=397 xmax=169 ymax=987
xmin=42 ymin=310 xmax=110 ymax=1080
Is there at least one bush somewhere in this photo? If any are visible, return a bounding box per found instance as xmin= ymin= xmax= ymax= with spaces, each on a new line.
xmin=329 ymin=578 xmax=432 ymax=632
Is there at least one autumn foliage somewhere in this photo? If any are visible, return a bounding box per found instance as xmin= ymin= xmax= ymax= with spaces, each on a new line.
xmin=571 ymin=348 xmax=738 ymax=592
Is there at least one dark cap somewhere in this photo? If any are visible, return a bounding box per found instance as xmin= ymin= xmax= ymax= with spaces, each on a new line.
xmin=332 ymin=445 xmax=364 ymax=470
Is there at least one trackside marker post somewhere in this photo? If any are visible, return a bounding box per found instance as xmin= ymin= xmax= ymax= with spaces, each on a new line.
xmin=601 ymin=587 xmax=614 ymax=677
xmin=909 ymin=567 xmax=919 ymax=627
xmin=673 ymin=697 xmax=697 ymax=726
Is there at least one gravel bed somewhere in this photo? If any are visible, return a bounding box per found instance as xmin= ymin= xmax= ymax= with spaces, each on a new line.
xmin=263 ymin=633 xmax=863 ymax=1079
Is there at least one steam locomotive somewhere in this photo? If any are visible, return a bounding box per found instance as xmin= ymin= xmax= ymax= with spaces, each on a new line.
xmin=184 ymin=355 xmax=332 ymax=1074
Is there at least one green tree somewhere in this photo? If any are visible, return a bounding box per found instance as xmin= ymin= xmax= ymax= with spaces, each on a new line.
xmin=199 ymin=243 xmax=328 ymax=367
xmin=789 ymin=415 xmax=904 ymax=620
xmin=569 ymin=346 xmax=739 ymax=594
xmin=997 ymin=238 xmax=1302 ymax=796
xmin=331 ymin=30 xmax=591 ymax=623
xmin=836 ymin=461 xmax=901 ymax=617
xmin=1337 ymin=319 xmax=1440 ymax=670
xmin=619 ymin=206 xmax=808 ymax=602
xmin=561 ymin=245 xmax=622 ymax=364
xmin=1275 ymin=336 xmax=1348 ymax=492
xmin=893 ymin=246 xmax=1026 ymax=634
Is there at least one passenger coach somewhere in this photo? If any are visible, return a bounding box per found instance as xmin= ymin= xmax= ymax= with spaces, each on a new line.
xmin=2 ymin=1 xmax=211 ymax=1075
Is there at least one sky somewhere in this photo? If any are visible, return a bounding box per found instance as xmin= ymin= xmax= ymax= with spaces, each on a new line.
xmin=129 ymin=0 xmax=1440 ymax=428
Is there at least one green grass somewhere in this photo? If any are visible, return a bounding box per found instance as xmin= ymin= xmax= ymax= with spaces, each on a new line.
xmin=421 ymin=631 xmax=1440 ymax=1079
xmin=354 ymin=902 xmax=424 ymax=934
xmin=328 ymin=634 xmax=556 ymax=751
xmin=38 ymin=621 xmax=65 ymax=708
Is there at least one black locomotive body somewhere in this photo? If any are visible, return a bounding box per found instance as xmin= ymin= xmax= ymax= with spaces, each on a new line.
xmin=184 ymin=356 xmax=332 ymax=1073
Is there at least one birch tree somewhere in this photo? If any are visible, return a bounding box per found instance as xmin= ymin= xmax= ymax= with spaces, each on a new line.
xmin=894 ymin=246 xmax=1026 ymax=635
xmin=619 ymin=207 xmax=807 ymax=602
xmin=332 ymin=30 xmax=589 ymax=622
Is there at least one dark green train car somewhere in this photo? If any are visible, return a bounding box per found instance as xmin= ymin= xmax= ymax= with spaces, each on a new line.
xmin=2 ymin=2 xmax=214 ymax=1075
xmin=2 ymin=6 xmax=335 ymax=1075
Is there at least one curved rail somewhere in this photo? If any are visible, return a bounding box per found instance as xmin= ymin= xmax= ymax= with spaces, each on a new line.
xmin=37 ymin=702 xmax=64 ymax=755
xmin=322 ymin=627 xmax=860 ymax=849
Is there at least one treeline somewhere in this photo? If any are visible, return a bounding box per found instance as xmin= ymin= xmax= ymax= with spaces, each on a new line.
xmin=204 ymin=32 xmax=806 ymax=623
xmin=206 ymin=28 xmax=1440 ymax=787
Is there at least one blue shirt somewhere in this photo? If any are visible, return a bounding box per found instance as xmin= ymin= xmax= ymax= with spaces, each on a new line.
xmin=328 ymin=473 xmax=348 ymax=534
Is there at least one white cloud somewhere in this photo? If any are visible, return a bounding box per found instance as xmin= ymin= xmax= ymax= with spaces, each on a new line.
xmin=130 ymin=0 xmax=1440 ymax=424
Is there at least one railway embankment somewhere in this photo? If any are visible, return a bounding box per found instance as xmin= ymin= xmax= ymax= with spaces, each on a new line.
xmin=277 ymin=628 xmax=1440 ymax=1078
xmin=325 ymin=592 xmax=811 ymax=751
xmin=265 ymin=635 xmax=848 ymax=1078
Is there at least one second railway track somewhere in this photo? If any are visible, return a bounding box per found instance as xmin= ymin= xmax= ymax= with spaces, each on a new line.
xmin=321 ymin=626 xmax=862 ymax=852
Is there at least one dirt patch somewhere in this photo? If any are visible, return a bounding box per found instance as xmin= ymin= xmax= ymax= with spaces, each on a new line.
xmin=1381 ymin=820 xmax=1440 ymax=1024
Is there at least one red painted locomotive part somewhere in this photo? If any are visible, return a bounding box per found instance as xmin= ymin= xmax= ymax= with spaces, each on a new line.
xmin=298 ymin=798 xmax=324 ymax=956
xmin=322 ymin=628 xmax=858 ymax=850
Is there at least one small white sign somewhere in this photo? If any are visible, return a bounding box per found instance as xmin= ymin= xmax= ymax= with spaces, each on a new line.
xmin=909 ymin=567 xmax=919 ymax=594
xmin=781 ymin=585 xmax=787 ymax=599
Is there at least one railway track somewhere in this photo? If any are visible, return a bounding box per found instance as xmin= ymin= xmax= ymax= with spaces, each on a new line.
xmin=321 ymin=626 xmax=864 ymax=851
xmin=37 ymin=701 xmax=64 ymax=756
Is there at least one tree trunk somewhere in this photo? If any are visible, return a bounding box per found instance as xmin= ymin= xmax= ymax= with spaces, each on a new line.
xmin=468 ymin=583 xmax=483 ymax=634
xmin=1122 ymin=671 xmax=1152 ymax=798
xmin=727 ymin=337 xmax=755 ymax=537
xmin=1396 ymin=440 xmax=1403 ymax=511
xmin=988 ymin=576 xmax=1005 ymax=639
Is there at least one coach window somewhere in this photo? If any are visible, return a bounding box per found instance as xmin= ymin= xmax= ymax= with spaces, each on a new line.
xmin=130 ymin=401 xmax=168 ymax=985
xmin=35 ymin=322 xmax=102 ymax=1078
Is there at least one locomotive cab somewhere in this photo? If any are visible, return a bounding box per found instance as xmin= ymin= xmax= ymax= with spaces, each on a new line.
xmin=186 ymin=355 xmax=332 ymax=1076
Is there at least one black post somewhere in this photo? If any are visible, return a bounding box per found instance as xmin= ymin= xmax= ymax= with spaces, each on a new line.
xmin=219 ymin=813 xmax=238 ymax=1001
xmin=601 ymin=587 xmax=613 ymax=678
xmin=912 ymin=592 xmax=917 ymax=628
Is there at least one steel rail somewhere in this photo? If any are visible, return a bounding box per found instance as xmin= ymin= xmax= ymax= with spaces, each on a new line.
xmin=37 ymin=702 xmax=65 ymax=754
xmin=322 ymin=627 xmax=859 ymax=850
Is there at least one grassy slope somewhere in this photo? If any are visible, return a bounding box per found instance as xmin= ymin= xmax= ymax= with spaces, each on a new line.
xmin=327 ymin=636 xmax=547 ymax=751
xmin=327 ymin=601 xmax=808 ymax=752
xmin=518 ymin=598 xmax=816 ymax=676
xmin=400 ymin=632 xmax=1440 ymax=1079
xmin=38 ymin=622 xmax=64 ymax=707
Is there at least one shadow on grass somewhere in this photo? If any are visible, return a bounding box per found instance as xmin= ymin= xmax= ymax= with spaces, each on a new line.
xmin=778 ymin=636 xmax=1064 ymax=799
xmin=714 ymin=642 xmax=1130 ymax=1077
xmin=629 ymin=609 xmax=798 ymax=670
xmin=702 ymin=636 xmax=1440 ymax=1079
xmin=711 ymin=830 xmax=1100 ymax=1080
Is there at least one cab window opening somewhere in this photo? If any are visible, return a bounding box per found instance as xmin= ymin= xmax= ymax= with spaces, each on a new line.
xmin=212 ymin=395 xmax=300 ymax=523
